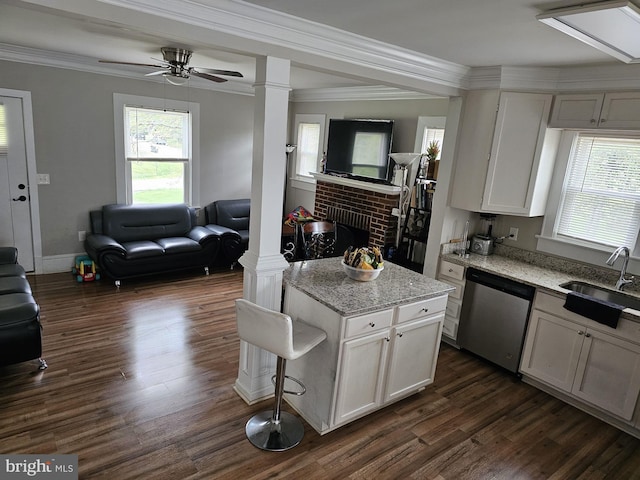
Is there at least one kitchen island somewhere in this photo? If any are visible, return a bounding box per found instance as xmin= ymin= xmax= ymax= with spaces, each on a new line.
xmin=282 ymin=257 xmax=454 ymax=434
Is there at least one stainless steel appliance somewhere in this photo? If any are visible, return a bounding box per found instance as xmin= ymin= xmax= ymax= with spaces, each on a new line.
xmin=457 ymin=268 xmax=535 ymax=373
xmin=471 ymin=235 xmax=494 ymax=256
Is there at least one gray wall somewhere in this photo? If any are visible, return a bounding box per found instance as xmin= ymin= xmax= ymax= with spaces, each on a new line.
xmin=0 ymin=61 xmax=255 ymax=257
xmin=287 ymin=97 xmax=450 ymax=212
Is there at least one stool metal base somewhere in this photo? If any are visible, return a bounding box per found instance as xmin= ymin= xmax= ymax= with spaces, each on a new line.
xmin=245 ymin=410 xmax=304 ymax=451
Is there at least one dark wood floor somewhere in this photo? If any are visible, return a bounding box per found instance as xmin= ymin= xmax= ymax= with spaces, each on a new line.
xmin=2 ymin=269 xmax=640 ymax=479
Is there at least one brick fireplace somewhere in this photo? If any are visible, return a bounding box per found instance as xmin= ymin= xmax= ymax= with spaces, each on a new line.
xmin=313 ymin=174 xmax=400 ymax=248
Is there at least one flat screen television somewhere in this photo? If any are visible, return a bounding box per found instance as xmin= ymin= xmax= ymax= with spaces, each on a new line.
xmin=325 ymin=119 xmax=394 ymax=183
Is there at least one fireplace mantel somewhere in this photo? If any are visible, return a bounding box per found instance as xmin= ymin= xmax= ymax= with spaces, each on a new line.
xmin=312 ymin=172 xmax=401 ymax=195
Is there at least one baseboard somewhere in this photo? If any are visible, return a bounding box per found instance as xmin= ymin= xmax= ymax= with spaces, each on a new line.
xmin=41 ymin=253 xmax=82 ymax=274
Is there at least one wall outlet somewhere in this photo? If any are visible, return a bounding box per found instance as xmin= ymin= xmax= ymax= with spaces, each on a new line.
xmin=78 ymin=230 xmax=86 ymax=241
xmin=509 ymin=227 xmax=519 ymax=241
xmin=37 ymin=173 xmax=50 ymax=185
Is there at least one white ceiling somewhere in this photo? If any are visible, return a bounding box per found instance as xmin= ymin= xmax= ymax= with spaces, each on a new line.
xmin=0 ymin=0 xmax=632 ymax=95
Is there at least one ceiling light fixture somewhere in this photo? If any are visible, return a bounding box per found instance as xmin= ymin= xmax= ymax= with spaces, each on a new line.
xmin=537 ymin=0 xmax=640 ymax=63
xmin=163 ymin=74 xmax=188 ymax=86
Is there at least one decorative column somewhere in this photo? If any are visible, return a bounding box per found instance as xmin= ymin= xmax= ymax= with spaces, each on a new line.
xmin=234 ymin=56 xmax=291 ymax=404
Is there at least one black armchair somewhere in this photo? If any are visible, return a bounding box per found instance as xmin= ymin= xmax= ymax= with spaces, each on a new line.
xmin=205 ymin=199 xmax=250 ymax=267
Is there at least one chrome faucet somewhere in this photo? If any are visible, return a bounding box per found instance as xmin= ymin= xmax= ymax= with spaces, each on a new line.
xmin=606 ymin=246 xmax=634 ymax=291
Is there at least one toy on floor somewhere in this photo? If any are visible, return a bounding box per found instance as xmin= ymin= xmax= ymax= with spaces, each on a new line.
xmin=72 ymin=255 xmax=100 ymax=283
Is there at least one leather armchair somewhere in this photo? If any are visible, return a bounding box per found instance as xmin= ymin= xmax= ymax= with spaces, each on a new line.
xmin=205 ymin=199 xmax=250 ymax=267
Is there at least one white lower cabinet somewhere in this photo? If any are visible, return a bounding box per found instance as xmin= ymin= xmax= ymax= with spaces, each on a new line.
xmin=437 ymin=258 xmax=465 ymax=343
xmin=334 ymin=329 xmax=390 ymax=425
xmin=521 ymin=292 xmax=640 ymax=422
xmin=284 ymin=285 xmax=447 ymax=434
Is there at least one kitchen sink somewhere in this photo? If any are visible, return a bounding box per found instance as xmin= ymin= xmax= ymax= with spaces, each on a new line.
xmin=559 ymin=281 xmax=640 ymax=311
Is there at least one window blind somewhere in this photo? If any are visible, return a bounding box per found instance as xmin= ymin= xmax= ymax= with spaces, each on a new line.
xmin=0 ymin=103 xmax=7 ymax=156
xmin=556 ymin=134 xmax=640 ymax=248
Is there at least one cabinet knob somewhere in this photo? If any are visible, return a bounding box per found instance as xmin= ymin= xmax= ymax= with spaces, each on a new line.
xmin=600 ymin=118 xmax=607 ymax=124
xmin=585 ymin=333 xmax=591 ymax=338
xmin=397 ymin=332 xmax=404 ymax=338
xmin=422 ymin=308 xmax=429 ymax=313
xmin=448 ymin=268 xmax=454 ymax=273
xmin=385 ymin=336 xmax=390 ymax=342
xmin=578 ymin=330 xmax=584 ymax=335
xmin=369 ymin=322 xmax=375 ymax=328
xmin=590 ymin=118 xmax=596 ymax=124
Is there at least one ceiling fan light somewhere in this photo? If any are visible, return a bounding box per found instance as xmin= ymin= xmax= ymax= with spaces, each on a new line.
xmin=537 ymin=0 xmax=640 ymax=63
xmin=163 ymin=74 xmax=188 ymax=86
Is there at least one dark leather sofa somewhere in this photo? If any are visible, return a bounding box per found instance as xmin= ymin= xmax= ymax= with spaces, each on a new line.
xmin=84 ymin=204 xmax=221 ymax=285
xmin=204 ymin=199 xmax=250 ymax=267
xmin=0 ymin=247 xmax=46 ymax=369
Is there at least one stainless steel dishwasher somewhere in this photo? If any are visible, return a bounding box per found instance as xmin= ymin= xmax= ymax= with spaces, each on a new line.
xmin=457 ymin=268 xmax=535 ymax=374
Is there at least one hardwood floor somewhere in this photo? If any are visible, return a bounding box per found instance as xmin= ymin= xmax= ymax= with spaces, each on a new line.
xmin=2 ymin=269 xmax=640 ymax=479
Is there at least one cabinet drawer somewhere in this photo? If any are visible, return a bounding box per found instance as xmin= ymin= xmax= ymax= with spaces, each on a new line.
xmin=442 ymin=315 xmax=459 ymax=340
xmin=445 ymin=299 xmax=461 ymax=319
xmin=344 ymin=309 xmax=393 ymax=339
xmin=396 ymin=295 xmax=448 ymax=324
xmin=437 ymin=276 xmax=464 ymax=300
xmin=440 ymin=260 xmax=464 ymax=281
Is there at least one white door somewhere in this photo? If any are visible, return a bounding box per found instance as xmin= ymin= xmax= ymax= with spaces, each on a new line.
xmin=0 ymin=96 xmax=34 ymax=271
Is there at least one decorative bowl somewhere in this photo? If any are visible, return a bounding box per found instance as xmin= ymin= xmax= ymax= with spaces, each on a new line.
xmin=341 ymin=260 xmax=384 ymax=282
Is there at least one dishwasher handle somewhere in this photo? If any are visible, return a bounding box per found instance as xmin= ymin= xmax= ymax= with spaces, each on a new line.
xmin=466 ymin=267 xmax=535 ymax=301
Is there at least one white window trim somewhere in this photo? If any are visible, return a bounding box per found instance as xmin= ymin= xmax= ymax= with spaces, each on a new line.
xmin=537 ymin=130 xmax=640 ymax=273
xmin=113 ymin=94 xmax=200 ymax=206
xmin=291 ymin=113 xmax=326 ymax=185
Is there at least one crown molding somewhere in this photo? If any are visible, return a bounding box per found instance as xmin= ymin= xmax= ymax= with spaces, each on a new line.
xmin=290 ymin=85 xmax=444 ymax=102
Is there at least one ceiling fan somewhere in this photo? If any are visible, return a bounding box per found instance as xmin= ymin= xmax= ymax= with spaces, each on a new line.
xmin=99 ymin=47 xmax=243 ymax=84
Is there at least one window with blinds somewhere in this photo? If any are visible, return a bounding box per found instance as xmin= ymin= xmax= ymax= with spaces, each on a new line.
xmin=0 ymin=103 xmax=7 ymax=156
xmin=555 ymin=134 xmax=640 ymax=248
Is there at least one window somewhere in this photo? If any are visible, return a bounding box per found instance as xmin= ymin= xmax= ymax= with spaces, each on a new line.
xmin=292 ymin=114 xmax=326 ymax=183
xmin=420 ymin=126 xmax=445 ymax=159
xmin=556 ymin=134 xmax=640 ymax=248
xmin=114 ymin=94 xmax=200 ymax=205
xmin=539 ymin=131 xmax=640 ymax=267
xmin=125 ymin=106 xmax=190 ymax=204
xmin=0 ymin=102 xmax=6 ymax=155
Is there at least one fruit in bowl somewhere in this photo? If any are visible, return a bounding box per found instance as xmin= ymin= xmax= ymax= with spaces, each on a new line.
xmin=342 ymin=246 xmax=384 ymax=281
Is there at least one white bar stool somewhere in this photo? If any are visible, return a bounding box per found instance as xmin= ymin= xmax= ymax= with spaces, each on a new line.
xmin=235 ymin=299 xmax=327 ymax=451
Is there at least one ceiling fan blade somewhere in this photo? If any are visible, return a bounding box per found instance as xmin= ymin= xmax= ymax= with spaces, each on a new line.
xmin=194 ymin=68 xmax=244 ymax=78
xmin=99 ymin=60 xmax=166 ymax=68
xmin=145 ymin=70 xmax=170 ymax=77
xmin=190 ymin=70 xmax=227 ymax=83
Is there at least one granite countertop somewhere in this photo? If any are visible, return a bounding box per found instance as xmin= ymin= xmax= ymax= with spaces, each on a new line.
xmin=283 ymin=257 xmax=454 ymax=317
xmin=441 ymin=251 xmax=640 ymax=322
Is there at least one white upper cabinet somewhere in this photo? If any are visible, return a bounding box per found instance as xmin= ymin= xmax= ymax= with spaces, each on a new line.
xmin=549 ymin=92 xmax=640 ymax=130
xmin=450 ymin=90 xmax=560 ymax=216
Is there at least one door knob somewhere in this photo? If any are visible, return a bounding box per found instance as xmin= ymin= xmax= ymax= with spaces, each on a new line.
xmin=12 ymin=195 xmax=27 ymax=202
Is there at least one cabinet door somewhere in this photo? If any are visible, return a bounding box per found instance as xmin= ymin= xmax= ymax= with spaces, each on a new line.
xmin=384 ymin=314 xmax=443 ymax=403
xmin=449 ymin=90 xmax=500 ymax=212
xmin=482 ymin=92 xmax=554 ymax=215
xmin=572 ymin=330 xmax=640 ymax=421
xmin=599 ymin=92 xmax=640 ymax=130
xmin=520 ymin=310 xmax=583 ymax=391
xmin=548 ymin=93 xmax=604 ymax=128
xmin=333 ymin=330 xmax=389 ymax=426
